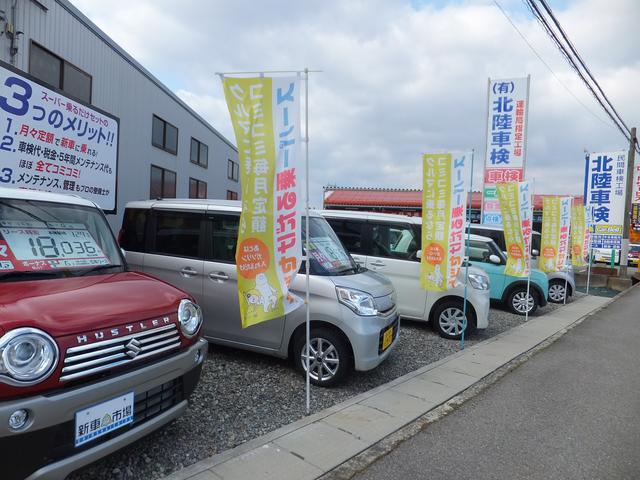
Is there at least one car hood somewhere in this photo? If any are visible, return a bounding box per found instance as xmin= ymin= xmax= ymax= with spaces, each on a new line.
xmin=330 ymin=269 xmax=395 ymax=299
xmin=0 ymin=271 xmax=189 ymax=337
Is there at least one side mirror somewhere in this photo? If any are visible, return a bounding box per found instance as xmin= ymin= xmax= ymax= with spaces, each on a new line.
xmin=416 ymin=250 xmax=422 ymax=259
xmin=489 ymin=254 xmax=501 ymax=265
xmin=531 ymin=249 xmax=540 ymax=257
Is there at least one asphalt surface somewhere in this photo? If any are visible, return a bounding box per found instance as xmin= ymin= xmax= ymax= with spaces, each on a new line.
xmin=353 ymin=286 xmax=640 ymax=480
xmin=69 ymin=299 xmax=572 ymax=480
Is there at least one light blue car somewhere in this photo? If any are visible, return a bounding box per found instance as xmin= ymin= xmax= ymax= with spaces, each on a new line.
xmin=466 ymin=235 xmax=549 ymax=315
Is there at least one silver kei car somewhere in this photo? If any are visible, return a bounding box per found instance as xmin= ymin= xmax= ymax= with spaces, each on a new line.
xmin=120 ymin=199 xmax=400 ymax=387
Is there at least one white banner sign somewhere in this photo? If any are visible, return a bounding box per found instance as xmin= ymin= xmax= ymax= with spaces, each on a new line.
xmin=0 ymin=62 xmax=119 ymax=211
xmin=584 ymin=151 xmax=627 ymax=249
xmin=482 ymin=76 xmax=530 ymax=225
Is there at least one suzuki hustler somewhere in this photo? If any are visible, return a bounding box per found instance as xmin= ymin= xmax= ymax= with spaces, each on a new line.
xmin=0 ymin=187 xmax=207 ymax=480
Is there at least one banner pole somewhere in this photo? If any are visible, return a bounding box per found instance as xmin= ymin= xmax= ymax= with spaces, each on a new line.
xmin=525 ymin=178 xmax=535 ymax=322
xmin=564 ymin=197 xmax=572 ymax=305
xmin=461 ymin=150 xmax=474 ymax=350
xmin=303 ymin=68 xmax=311 ymax=416
xmin=586 ymin=219 xmax=593 ymax=295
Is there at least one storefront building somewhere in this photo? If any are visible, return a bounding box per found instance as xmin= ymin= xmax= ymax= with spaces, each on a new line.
xmin=0 ymin=0 xmax=239 ymax=230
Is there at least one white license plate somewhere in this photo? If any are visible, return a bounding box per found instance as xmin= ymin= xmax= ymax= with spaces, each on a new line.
xmin=75 ymin=392 xmax=134 ymax=447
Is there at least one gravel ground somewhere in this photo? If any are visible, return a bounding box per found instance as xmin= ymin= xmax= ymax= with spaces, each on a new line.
xmin=69 ymin=296 xmax=581 ymax=480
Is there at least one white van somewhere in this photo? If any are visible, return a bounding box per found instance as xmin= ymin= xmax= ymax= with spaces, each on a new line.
xmin=320 ymin=210 xmax=491 ymax=339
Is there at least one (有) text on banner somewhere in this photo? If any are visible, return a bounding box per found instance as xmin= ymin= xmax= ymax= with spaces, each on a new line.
xmin=496 ymin=181 xmax=531 ymax=277
xmin=421 ymin=152 xmax=470 ymax=291
xmin=223 ymin=76 xmax=302 ymax=329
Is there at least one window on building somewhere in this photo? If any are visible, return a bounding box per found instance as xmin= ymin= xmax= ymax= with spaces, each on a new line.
xmin=152 ymin=115 xmax=178 ymax=155
xmin=150 ymin=165 xmax=176 ymax=199
xmin=190 ymin=138 xmax=208 ymax=168
xmin=227 ymin=159 xmax=239 ymax=182
xmin=189 ymin=178 xmax=207 ymax=199
xmin=29 ymin=42 xmax=92 ymax=104
xmin=226 ymin=190 xmax=238 ymax=200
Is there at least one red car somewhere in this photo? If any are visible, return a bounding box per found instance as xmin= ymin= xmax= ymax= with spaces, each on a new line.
xmin=0 ymin=187 xmax=207 ymax=480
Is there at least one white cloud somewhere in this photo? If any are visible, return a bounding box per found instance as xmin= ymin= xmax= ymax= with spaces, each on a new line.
xmin=73 ymin=0 xmax=640 ymax=202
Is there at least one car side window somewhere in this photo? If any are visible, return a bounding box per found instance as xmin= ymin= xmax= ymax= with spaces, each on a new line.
xmin=468 ymin=240 xmax=493 ymax=263
xmin=210 ymin=215 xmax=239 ymax=263
xmin=369 ymin=223 xmax=418 ymax=260
xmin=325 ymin=218 xmax=366 ymax=254
xmin=152 ymin=210 xmax=202 ymax=259
xmin=120 ymin=208 xmax=148 ymax=252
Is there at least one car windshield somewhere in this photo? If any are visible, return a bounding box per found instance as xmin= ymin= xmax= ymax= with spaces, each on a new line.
xmin=630 ymin=245 xmax=640 ymax=253
xmin=302 ymin=217 xmax=358 ymax=276
xmin=468 ymin=238 xmax=506 ymax=263
xmin=0 ymin=198 xmax=124 ymax=282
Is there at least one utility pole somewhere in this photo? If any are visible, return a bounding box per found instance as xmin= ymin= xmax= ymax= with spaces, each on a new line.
xmin=620 ymin=127 xmax=637 ymax=277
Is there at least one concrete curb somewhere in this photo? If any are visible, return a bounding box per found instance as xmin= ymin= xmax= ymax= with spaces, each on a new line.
xmin=161 ymin=292 xmax=625 ymax=480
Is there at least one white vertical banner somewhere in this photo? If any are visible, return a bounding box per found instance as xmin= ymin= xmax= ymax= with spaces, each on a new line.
xmin=482 ymin=76 xmax=530 ymax=225
xmin=584 ymin=151 xmax=627 ymax=250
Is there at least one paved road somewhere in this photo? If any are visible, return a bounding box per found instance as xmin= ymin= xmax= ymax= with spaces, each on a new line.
xmin=354 ymin=286 xmax=640 ymax=480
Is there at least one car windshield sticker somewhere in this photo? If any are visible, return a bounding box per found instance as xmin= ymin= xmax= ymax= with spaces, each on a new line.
xmin=0 ymin=219 xmax=109 ymax=271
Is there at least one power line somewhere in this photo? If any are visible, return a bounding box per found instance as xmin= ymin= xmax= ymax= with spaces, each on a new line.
xmin=538 ymin=0 xmax=631 ymax=136
xmin=523 ymin=0 xmax=638 ymax=153
xmin=493 ymin=0 xmax=612 ymax=129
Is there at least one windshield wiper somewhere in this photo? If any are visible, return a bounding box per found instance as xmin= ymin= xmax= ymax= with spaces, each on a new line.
xmin=78 ymin=264 xmax=122 ymax=276
xmin=0 ymin=270 xmax=62 ymax=281
xmin=333 ymin=266 xmax=358 ymax=275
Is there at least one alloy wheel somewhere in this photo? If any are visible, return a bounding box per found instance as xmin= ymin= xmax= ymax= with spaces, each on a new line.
xmin=300 ymin=337 xmax=340 ymax=383
xmin=548 ymin=283 xmax=566 ymax=302
xmin=512 ymin=291 xmax=534 ymax=313
xmin=438 ymin=307 xmax=467 ymax=336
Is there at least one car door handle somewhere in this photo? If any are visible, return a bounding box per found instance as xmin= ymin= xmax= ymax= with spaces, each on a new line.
xmin=180 ymin=267 xmax=199 ymax=277
xmin=370 ymin=261 xmax=386 ymax=267
xmin=209 ymin=272 xmax=229 ymax=281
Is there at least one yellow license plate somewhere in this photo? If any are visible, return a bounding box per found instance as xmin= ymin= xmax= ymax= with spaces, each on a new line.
xmin=382 ymin=327 xmax=394 ymax=351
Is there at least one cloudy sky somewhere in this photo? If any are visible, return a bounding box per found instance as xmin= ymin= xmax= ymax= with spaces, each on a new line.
xmin=73 ymin=0 xmax=639 ymax=204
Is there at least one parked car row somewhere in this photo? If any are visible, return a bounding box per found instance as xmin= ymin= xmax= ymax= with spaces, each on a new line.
xmin=0 ymin=189 xmax=564 ymax=479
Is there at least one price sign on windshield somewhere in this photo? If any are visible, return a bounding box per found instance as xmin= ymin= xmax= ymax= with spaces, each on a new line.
xmin=0 ymin=220 xmax=109 ymax=271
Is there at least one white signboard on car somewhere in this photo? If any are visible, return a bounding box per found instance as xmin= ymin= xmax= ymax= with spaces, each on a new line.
xmin=0 ymin=61 xmax=119 ymax=212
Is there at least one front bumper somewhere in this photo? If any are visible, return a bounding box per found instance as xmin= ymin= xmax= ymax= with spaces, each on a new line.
xmin=471 ymin=289 xmax=491 ymax=329
xmin=0 ymin=338 xmax=207 ymax=480
xmin=344 ymin=307 xmax=400 ymax=372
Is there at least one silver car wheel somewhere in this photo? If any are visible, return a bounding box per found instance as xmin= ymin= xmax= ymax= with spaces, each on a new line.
xmin=300 ymin=337 xmax=340 ymax=383
xmin=548 ymin=283 xmax=566 ymax=302
xmin=438 ymin=307 xmax=467 ymax=336
xmin=512 ymin=291 xmax=534 ymax=313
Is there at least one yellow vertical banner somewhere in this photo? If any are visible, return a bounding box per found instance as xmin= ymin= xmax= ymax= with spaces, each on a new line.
xmin=571 ymin=203 xmax=587 ymax=267
xmin=223 ymin=76 xmax=302 ymax=328
xmin=540 ymin=197 xmax=560 ymax=273
xmin=497 ymin=181 xmax=531 ymax=277
xmin=421 ymin=154 xmax=452 ymax=291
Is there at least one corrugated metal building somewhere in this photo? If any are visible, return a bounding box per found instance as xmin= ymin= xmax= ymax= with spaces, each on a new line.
xmin=0 ymin=0 xmax=239 ymax=230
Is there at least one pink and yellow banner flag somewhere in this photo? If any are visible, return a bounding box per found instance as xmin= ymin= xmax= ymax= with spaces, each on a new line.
xmin=496 ymin=181 xmax=532 ymax=277
xmin=223 ymin=76 xmax=302 ymax=328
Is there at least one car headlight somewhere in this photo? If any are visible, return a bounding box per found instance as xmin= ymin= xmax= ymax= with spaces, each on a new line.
xmin=178 ymin=299 xmax=203 ymax=338
xmin=336 ymin=287 xmax=378 ymax=316
xmin=468 ymin=273 xmax=490 ymax=290
xmin=0 ymin=328 xmax=58 ymax=385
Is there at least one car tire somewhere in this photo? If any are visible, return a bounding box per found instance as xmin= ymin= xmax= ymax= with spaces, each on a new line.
xmin=432 ymin=300 xmax=474 ymax=340
xmin=548 ymin=279 xmax=569 ymax=303
xmin=294 ymin=327 xmax=352 ymax=387
xmin=507 ymin=287 xmax=539 ymax=315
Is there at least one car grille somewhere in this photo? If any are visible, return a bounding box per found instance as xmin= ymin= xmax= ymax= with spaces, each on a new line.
xmin=374 ymin=294 xmax=396 ymax=316
xmin=60 ymin=324 xmax=181 ymax=382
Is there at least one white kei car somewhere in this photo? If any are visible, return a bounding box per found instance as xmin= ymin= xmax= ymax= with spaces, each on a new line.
xmin=320 ymin=210 xmax=491 ymax=340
